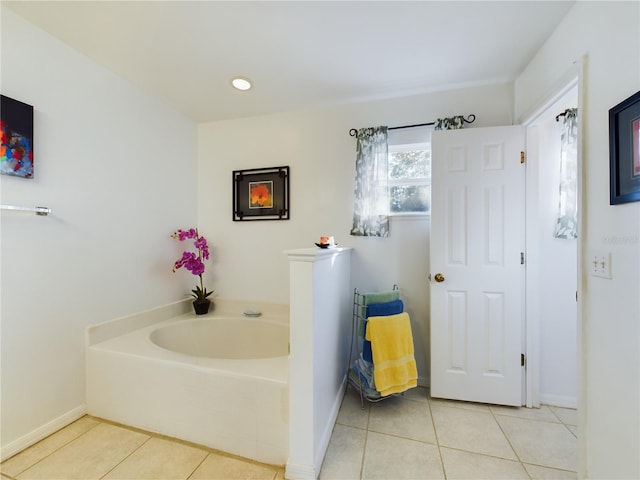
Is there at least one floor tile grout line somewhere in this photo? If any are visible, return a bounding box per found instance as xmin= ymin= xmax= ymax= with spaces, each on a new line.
xmin=432 ymin=397 xmax=579 ymax=476
xmin=99 ymin=416 xmax=284 ymax=478
xmin=547 ymin=405 xmax=580 ymax=429
xmin=426 ymin=393 xmax=549 ymax=477
xmin=96 ymin=421 xmax=282 ymax=480
xmin=488 ymin=406 xmax=533 ymax=480
xmin=366 ymin=393 xmax=440 ymax=446
xmin=362 ymin=428 xmax=439 ymax=447
xmin=491 ymin=412 xmax=565 ymax=426
xmin=492 ymin=406 xmax=579 ymax=472
xmin=426 ymin=395 xmax=448 ymax=480
xmin=547 ymin=405 xmax=579 ymax=435
xmin=521 ymin=460 xmax=578 ymax=474
xmin=3 ymin=417 xmax=103 ymax=479
xmin=359 ymin=401 xmax=371 ymax=480
xmin=436 ymin=444 xmax=538 ymax=466
xmin=549 ymin=405 xmax=565 ymax=424
xmin=185 ymin=452 xmax=211 ymax=480
xmin=335 ymin=421 xmax=369 ymax=431
xmin=98 ymin=432 xmax=153 ymax=480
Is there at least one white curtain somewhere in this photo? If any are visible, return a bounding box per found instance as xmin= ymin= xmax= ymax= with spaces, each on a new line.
xmin=554 ymin=108 xmax=578 ymax=239
xmin=350 ymin=126 xmax=389 ymax=237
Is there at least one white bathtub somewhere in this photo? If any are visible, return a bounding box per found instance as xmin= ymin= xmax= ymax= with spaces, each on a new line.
xmin=86 ymin=301 xmax=289 ymax=465
xmin=150 ymin=317 xmax=289 ymax=360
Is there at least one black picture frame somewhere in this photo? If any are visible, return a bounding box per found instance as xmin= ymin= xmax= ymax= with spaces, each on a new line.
xmin=609 ymin=89 xmax=640 ymax=205
xmin=232 ymin=166 xmax=290 ymax=221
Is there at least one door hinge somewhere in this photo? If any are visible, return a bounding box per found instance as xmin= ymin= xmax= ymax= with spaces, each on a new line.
xmin=520 ymin=252 xmax=525 ymax=265
xmin=521 ymin=353 xmax=526 ymax=367
xmin=520 ymin=151 xmax=525 ymax=164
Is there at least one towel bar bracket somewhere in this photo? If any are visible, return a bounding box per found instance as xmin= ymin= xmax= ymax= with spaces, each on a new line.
xmin=0 ymin=204 xmax=52 ymax=216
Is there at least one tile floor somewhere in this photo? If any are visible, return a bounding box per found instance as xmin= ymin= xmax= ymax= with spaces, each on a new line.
xmin=320 ymin=386 xmax=577 ymax=479
xmin=1 ymin=417 xmax=285 ymax=480
xmin=1 ymin=386 xmax=577 ymax=480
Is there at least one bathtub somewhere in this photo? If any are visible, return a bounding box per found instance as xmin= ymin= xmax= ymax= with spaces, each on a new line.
xmin=86 ymin=300 xmax=289 ymax=465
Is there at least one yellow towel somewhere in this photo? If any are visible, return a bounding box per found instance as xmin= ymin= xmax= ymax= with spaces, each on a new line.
xmin=365 ymin=312 xmax=417 ymax=396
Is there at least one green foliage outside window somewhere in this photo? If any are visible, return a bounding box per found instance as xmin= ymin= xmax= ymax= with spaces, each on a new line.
xmin=389 ymin=150 xmax=430 ymax=179
xmin=388 ymin=148 xmax=431 ymax=213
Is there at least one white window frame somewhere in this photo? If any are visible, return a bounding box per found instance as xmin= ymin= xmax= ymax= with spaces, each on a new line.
xmin=388 ymin=141 xmax=431 ymax=217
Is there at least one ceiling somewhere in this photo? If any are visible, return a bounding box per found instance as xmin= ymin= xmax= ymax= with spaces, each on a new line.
xmin=5 ymin=1 xmax=574 ymax=123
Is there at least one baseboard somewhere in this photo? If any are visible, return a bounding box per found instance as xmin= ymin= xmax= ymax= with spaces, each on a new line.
xmin=539 ymin=393 xmax=577 ymax=409
xmin=417 ymin=374 xmax=430 ymax=388
xmin=0 ymin=404 xmax=87 ymax=462
xmin=314 ymin=375 xmax=347 ymax=471
xmin=286 ymin=376 xmax=346 ymax=480
xmin=285 ymin=461 xmax=317 ymax=480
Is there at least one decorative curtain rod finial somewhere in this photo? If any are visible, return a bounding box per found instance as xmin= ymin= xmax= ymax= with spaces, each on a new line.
xmin=556 ymin=108 xmax=578 ymax=122
xmin=348 ymin=114 xmax=476 ymax=137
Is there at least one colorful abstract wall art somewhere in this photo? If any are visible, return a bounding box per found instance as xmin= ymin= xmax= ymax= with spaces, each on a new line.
xmin=1 ymin=95 xmax=34 ymax=178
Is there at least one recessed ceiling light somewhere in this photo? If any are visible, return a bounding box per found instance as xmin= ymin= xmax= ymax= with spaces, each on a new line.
xmin=231 ymin=77 xmax=252 ymax=91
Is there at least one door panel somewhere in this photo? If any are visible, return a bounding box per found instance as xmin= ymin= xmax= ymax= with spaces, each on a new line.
xmin=430 ymin=126 xmax=525 ymax=406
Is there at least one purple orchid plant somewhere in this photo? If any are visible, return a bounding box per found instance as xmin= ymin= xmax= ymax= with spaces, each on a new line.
xmin=171 ymin=228 xmax=213 ymax=302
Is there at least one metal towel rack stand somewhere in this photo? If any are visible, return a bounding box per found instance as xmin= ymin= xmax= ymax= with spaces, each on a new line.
xmin=0 ymin=204 xmax=51 ymax=216
xmin=348 ymin=285 xmax=404 ymax=408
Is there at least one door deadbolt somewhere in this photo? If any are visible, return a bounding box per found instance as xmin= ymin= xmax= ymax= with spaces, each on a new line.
xmin=434 ymin=273 xmax=445 ymax=283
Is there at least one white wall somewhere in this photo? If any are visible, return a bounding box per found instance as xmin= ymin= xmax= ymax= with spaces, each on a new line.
xmin=534 ymin=98 xmax=578 ymax=407
xmin=0 ymin=7 xmax=198 ymax=456
xmin=287 ymin=248 xmax=352 ymax=479
xmin=516 ymin=2 xmax=639 ymax=478
xmin=8 ymin=3 xmax=635 ymax=476
xmin=198 ymin=83 xmax=514 ymax=384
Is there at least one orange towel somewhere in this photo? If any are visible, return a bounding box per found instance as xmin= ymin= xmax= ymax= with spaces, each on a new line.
xmin=365 ymin=312 xmax=417 ymax=396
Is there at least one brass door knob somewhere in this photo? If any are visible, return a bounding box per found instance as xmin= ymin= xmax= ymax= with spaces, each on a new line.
xmin=434 ymin=273 xmax=445 ymax=283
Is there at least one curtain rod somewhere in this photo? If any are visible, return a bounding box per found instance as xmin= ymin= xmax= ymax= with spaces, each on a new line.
xmin=349 ymin=114 xmax=476 ymax=137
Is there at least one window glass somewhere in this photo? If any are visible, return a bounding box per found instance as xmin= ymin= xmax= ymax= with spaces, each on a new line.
xmin=389 ymin=149 xmax=430 ymax=179
xmin=390 ymin=185 xmax=431 ymax=213
xmin=388 ymin=142 xmax=431 ymax=215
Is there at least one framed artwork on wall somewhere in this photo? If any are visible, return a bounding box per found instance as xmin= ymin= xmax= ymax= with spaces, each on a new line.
xmin=609 ymin=89 xmax=640 ymax=205
xmin=1 ymin=95 xmax=34 ymax=179
xmin=232 ymin=166 xmax=290 ymax=221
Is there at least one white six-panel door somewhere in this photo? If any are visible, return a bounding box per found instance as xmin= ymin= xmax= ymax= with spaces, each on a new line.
xmin=430 ymin=126 xmax=525 ymax=406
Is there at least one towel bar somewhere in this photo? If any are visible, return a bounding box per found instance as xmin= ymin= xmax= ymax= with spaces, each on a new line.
xmin=0 ymin=204 xmax=51 ymax=216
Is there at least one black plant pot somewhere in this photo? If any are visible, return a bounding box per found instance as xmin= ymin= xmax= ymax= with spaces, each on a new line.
xmin=192 ymin=299 xmax=211 ymax=315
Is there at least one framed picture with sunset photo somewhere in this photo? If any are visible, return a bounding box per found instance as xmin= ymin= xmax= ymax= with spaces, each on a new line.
xmin=609 ymin=89 xmax=640 ymax=205
xmin=232 ymin=166 xmax=290 ymax=221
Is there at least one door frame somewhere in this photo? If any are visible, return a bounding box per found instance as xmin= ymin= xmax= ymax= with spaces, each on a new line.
xmin=519 ymin=57 xmax=585 ymax=409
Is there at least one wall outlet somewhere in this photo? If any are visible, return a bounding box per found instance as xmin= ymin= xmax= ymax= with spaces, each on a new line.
xmin=590 ymin=250 xmax=611 ymax=279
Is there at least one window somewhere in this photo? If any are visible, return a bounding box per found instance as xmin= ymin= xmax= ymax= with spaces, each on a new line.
xmin=388 ymin=142 xmax=431 ymax=214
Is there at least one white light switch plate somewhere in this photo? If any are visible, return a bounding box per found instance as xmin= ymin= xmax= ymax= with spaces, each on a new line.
xmin=589 ymin=250 xmax=611 ymax=279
